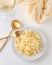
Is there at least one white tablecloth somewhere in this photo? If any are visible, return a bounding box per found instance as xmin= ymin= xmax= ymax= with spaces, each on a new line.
xmin=0 ymin=5 xmax=52 ymax=65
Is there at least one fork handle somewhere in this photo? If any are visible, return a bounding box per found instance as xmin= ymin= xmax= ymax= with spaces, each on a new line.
xmin=0 ymin=36 xmax=10 ymax=40
xmin=0 ymin=30 xmax=12 ymax=52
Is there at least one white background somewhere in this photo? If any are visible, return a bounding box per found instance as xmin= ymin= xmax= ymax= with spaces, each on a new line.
xmin=0 ymin=4 xmax=52 ymax=65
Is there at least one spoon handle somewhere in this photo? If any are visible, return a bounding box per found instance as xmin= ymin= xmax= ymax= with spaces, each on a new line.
xmin=0 ymin=30 xmax=12 ymax=52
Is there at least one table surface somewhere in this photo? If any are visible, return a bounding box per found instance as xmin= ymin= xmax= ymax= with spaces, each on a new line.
xmin=0 ymin=5 xmax=52 ymax=65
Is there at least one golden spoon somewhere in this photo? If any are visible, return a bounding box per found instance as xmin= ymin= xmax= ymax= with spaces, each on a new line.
xmin=0 ymin=19 xmax=22 ymax=52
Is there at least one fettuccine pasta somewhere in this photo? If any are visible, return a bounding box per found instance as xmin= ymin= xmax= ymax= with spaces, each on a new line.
xmin=14 ymin=30 xmax=42 ymax=56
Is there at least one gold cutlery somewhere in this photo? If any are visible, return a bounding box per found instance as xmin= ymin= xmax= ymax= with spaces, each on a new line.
xmin=0 ymin=19 xmax=22 ymax=52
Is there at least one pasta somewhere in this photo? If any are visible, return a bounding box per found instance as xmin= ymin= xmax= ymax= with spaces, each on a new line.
xmin=16 ymin=0 xmax=52 ymax=23
xmin=0 ymin=0 xmax=14 ymax=8
xmin=25 ymin=0 xmax=48 ymax=23
xmin=0 ymin=0 xmax=14 ymax=12
xmin=14 ymin=30 xmax=42 ymax=56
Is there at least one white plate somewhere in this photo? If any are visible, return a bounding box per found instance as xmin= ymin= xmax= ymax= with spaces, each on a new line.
xmin=11 ymin=26 xmax=48 ymax=61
